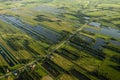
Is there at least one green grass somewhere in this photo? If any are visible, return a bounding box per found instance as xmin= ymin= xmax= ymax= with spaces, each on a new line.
xmin=0 ymin=0 xmax=120 ymax=80
xmin=51 ymin=54 xmax=73 ymax=71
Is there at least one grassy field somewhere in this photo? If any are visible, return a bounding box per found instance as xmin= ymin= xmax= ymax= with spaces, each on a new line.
xmin=0 ymin=0 xmax=120 ymax=80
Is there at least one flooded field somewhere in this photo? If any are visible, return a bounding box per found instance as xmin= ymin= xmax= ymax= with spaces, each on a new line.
xmin=0 ymin=0 xmax=120 ymax=80
xmin=79 ymin=34 xmax=94 ymax=43
xmin=92 ymin=38 xmax=106 ymax=50
xmin=0 ymin=43 xmax=18 ymax=66
xmin=0 ymin=15 xmax=62 ymax=44
xmin=83 ymin=27 xmax=120 ymax=39
xmin=110 ymin=40 xmax=120 ymax=46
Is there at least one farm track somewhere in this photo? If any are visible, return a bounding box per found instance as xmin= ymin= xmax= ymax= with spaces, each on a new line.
xmin=0 ymin=23 xmax=86 ymax=79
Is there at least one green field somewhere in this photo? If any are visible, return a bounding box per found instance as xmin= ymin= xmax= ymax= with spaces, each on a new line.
xmin=0 ymin=0 xmax=120 ymax=80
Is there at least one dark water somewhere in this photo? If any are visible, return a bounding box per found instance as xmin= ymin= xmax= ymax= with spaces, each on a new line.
xmin=79 ymin=34 xmax=93 ymax=43
xmin=110 ymin=40 xmax=120 ymax=46
xmin=25 ymin=25 xmax=61 ymax=43
xmin=35 ymin=26 xmax=60 ymax=42
xmin=92 ymin=38 xmax=106 ymax=50
xmin=79 ymin=35 xmax=106 ymax=50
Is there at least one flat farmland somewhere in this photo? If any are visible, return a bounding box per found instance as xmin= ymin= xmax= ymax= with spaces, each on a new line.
xmin=0 ymin=0 xmax=120 ymax=80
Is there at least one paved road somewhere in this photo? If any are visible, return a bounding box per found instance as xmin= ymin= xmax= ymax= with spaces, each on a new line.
xmin=0 ymin=24 xmax=86 ymax=79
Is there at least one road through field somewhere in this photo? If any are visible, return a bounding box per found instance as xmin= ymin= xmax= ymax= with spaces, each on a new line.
xmin=49 ymin=23 xmax=87 ymax=54
xmin=0 ymin=23 xmax=87 ymax=79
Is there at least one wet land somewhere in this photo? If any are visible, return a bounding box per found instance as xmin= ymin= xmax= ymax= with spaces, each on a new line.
xmin=0 ymin=0 xmax=120 ymax=80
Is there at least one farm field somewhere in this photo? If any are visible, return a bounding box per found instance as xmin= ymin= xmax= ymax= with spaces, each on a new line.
xmin=0 ymin=0 xmax=120 ymax=80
